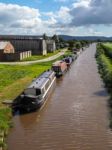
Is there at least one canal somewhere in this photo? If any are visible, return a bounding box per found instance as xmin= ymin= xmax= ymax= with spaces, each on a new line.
xmin=7 ymin=44 xmax=112 ymax=150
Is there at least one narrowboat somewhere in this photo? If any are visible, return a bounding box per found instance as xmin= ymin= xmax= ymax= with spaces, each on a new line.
xmin=12 ymin=70 xmax=56 ymax=112
xmin=69 ymin=54 xmax=77 ymax=61
xmin=63 ymin=56 xmax=73 ymax=67
xmin=52 ymin=60 xmax=67 ymax=77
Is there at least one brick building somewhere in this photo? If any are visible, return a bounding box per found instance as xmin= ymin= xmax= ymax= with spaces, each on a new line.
xmin=0 ymin=41 xmax=15 ymax=61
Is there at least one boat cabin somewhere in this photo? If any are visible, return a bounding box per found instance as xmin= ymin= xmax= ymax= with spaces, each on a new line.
xmin=63 ymin=57 xmax=72 ymax=67
xmin=52 ymin=60 xmax=67 ymax=77
xmin=23 ymin=70 xmax=55 ymax=97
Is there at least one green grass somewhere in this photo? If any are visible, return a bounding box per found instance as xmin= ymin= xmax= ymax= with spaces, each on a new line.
xmin=96 ymin=43 xmax=112 ymax=128
xmin=101 ymin=43 xmax=112 ymax=59
xmin=21 ymin=50 xmax=61 ymax=61
xmin=0 ymin=108 xmax=11 ymax=131
xmin=0 ymin=108 xmax=12 ymax=149
xmin=103 ymin=43 xmax=112 ymax=50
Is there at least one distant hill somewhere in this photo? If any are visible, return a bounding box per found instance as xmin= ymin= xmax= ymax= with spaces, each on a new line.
xmin=59 ymin=35 xmax=112 ymax=41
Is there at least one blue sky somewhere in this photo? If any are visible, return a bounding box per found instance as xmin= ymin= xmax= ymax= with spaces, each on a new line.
xmin=0 ymin=0 xmax=74 ymax=12
xmin=0 ymin=0 xmax=112 ymax=36
xmin=1 ymin=0 xmax=62 ymax=11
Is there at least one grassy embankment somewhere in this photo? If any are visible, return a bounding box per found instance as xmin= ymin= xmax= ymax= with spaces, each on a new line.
xmin=0 ymin=49 xmax=71 ymax=149
xmin=21 ymin=50 xmax=61 ymax=61
xmin=96 ymin=43 xmax=112 ymax=128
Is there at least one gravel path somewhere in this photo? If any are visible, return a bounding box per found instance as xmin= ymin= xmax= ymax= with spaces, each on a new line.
xmin=0 ymin=49 xmax=67 ymax=65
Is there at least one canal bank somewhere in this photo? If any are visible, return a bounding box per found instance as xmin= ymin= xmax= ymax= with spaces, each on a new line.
xmin=7 ymin=44 xmax=112 ymax=150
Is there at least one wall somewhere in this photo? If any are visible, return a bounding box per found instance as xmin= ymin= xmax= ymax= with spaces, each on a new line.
xmin=41 ymin=40 xmax=47 ymax=55
xmin=0 ymin=50 xmax=4 ymax=61
xmin=10 ymin=39 xmax=42 ymax=55
xmin=46 ymin=40 xmax=56 ymax=53
xmin=4 ymin=51 xmax=32 ymax=61
xmin=20 ymin=51 xmax=32 ymax=60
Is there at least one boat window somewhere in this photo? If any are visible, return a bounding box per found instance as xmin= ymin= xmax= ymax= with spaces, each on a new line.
xmin=36 ymin=89 xmax=41 ymax=95
xmin=65 ymin=58 xmax=69 ymax=63
xmin=45 ymin=80 xmax=50 ymax=90
xmin=24 ymin=88 xmax=36 ymax=95
xmin=52 ymin=66 xmax=60 ymax=72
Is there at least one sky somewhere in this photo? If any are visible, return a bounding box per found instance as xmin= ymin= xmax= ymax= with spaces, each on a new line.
xmin=0 ymin=0 xmax=112 ymax=36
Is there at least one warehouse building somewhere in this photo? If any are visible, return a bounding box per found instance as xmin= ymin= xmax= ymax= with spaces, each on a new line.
xmin=0 ymin=41 xmax=32 ymax=61
xmin=0 ymin=35 xmax=56 ymax=55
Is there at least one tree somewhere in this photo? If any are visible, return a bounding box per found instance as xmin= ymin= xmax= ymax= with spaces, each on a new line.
xmin=52 ymin=34 xmax=59 ymax=43
xmin=67 ymin=40 xmax=75 ymax=50
xmin=75 ymin=42 xmax=81 ymax=49
xmin=43 ymin=33 xmax=48 ymax=40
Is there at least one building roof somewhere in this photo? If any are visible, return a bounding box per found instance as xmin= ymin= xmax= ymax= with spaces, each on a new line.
xmin=0 ymin=35 xmax=43 ymax=40
xmin=0 ymin=41 xmax=9 ymax=50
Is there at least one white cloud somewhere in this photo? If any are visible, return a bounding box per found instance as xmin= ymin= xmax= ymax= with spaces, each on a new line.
xmin=70 ymin=0 xmax=112 ymax=26
xmin=73 ymin=0 xmax=91 ymax=8
xmin=0 ymin=2 xmax=62 ymax=35
xmin=85 ymin=27 xmax=103 ymax=36
xmin=0 ymin=1 xmax=112 ymax=36
xmin=0 ymin=3 xmax=43 ymax=34
xmin=57 ymin=6 xmax=72 ymax=24
xmin=44 ymin=6 xmax=72 ymax=28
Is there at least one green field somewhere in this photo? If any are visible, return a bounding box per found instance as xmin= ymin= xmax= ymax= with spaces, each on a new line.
xmin=101 ymin=43 xmax=112 ymax=60
xmin=103 ymin=43 xmax=112 ymax=50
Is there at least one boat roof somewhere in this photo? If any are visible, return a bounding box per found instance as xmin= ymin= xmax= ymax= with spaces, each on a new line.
xmin=27 ymin=70 xmax=54 ymax=89
xmin=40 ymin=70 xmax=54 ymax=78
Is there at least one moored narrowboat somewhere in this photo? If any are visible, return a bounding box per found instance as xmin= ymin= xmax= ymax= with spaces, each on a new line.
xmin=69 ymin=54 xmax=77 ymax=61
xmin=63 ymin=56 xmax=72 ymax=67
xmin=12 ymin=70 xmax=56 ymax=112
xmin=52 ymin=60 xmax=67 ymax=77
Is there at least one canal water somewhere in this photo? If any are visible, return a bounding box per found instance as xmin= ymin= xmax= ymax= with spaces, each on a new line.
xmin=7 ymin=44 xmax=112 ymax=150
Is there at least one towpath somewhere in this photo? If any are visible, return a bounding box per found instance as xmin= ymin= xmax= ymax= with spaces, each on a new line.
xmin=0 ymin=49 xmax=67 ymax=65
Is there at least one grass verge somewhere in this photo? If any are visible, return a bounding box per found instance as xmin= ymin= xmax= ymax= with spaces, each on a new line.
xmin=21 ymin=50 xmax=61 ymax=61
xmin=96 ymin=43 xmax=112 ymax=128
